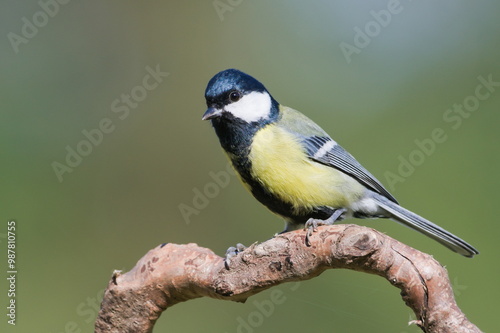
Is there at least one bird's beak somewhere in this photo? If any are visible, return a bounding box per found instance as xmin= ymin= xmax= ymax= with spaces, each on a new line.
xmin=202 ymin=107 xmax=222 ymax=120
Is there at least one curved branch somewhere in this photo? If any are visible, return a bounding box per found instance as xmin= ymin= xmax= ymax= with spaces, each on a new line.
xmin=95 ymin=224 xmax=481 ymax=333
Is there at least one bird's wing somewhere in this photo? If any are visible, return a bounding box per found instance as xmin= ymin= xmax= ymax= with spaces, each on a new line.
xmin=278 ymin=106 xmax=398 ymax=203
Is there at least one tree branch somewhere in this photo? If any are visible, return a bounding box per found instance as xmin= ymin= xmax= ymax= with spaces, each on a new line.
xmin=95 ymin=224 xmax=481 ymax=333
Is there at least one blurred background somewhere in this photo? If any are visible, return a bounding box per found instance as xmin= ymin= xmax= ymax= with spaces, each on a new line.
xmin=1 ymin=1 xmax=499 ymax=332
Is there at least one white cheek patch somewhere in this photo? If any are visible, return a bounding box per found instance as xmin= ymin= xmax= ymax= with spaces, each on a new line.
xmin=224 ymin=91 xmax=272 ymax=123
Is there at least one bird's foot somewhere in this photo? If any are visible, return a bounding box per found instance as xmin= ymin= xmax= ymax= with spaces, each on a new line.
xmin=224 ymin=243 xmax=246 ymax=269
xmin=304 ymin=208 xmax=346 ymax=246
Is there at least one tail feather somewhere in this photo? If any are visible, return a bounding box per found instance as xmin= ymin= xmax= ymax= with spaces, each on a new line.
xmin=371 ymin=193 xmax=479 ymax=258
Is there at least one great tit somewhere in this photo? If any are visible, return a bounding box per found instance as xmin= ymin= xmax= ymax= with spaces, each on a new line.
xmin=202 ymin=69 xmax=479 ymax=258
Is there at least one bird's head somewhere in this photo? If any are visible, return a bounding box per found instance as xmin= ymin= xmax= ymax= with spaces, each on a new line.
xmin=203 ymin=69 xmax=278 ymax=124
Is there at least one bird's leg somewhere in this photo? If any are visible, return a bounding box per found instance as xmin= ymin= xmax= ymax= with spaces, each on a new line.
xmin=305 ymin=208 xmax=347 ymax=246
xmin=224 ymin=243 xmax=246 ymax=269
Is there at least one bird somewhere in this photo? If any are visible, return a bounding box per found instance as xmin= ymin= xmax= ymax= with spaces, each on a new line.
xmin=202 ymin=68 xmax=479 ymax=259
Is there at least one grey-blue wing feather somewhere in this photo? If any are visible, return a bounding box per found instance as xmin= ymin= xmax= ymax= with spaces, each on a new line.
xmin=277 ymin=106 xmax=397 ymax=204
xmin=307 ymin=138 xmax=398 ymax=204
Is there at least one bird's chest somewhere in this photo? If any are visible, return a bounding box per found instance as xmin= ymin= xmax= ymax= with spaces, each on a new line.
xmin=248 ymin=126 xmax=354 ymax=210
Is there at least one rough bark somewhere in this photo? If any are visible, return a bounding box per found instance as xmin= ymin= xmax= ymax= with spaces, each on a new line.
xmin=95 ymin=224 xmax=481 ymax=333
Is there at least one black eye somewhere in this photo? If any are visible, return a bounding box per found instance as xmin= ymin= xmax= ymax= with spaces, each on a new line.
xmin=229 ymin=91 xmax=241 ymax=102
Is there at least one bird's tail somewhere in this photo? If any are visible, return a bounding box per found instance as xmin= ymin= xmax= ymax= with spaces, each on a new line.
xmin=372 ymin=193 xmax=479 ymax=258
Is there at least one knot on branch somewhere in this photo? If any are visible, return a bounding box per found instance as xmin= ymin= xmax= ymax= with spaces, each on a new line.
xmin=336 ymin=226 xmax=380 ymax=257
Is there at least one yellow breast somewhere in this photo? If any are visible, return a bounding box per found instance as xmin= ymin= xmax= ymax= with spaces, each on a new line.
xmin=248 ymin=125 xmax=364 ymax=214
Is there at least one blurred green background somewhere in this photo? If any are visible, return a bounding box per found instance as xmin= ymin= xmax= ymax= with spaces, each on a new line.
xmin=1 ymin=1 xmax=499 ymax=332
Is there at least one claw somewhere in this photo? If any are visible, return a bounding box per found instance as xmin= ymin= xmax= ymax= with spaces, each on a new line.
xmin=304 ymin=208 xmax=347 ymax=246
xmin=224 ymin=243 xmax=246 ymax=269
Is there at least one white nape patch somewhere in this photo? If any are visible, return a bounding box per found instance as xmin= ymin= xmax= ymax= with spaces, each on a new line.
xmin=224 ymin=91 xmax=272 ymax=123
xmin=313 ymin=140 xmax=337 ymax=159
